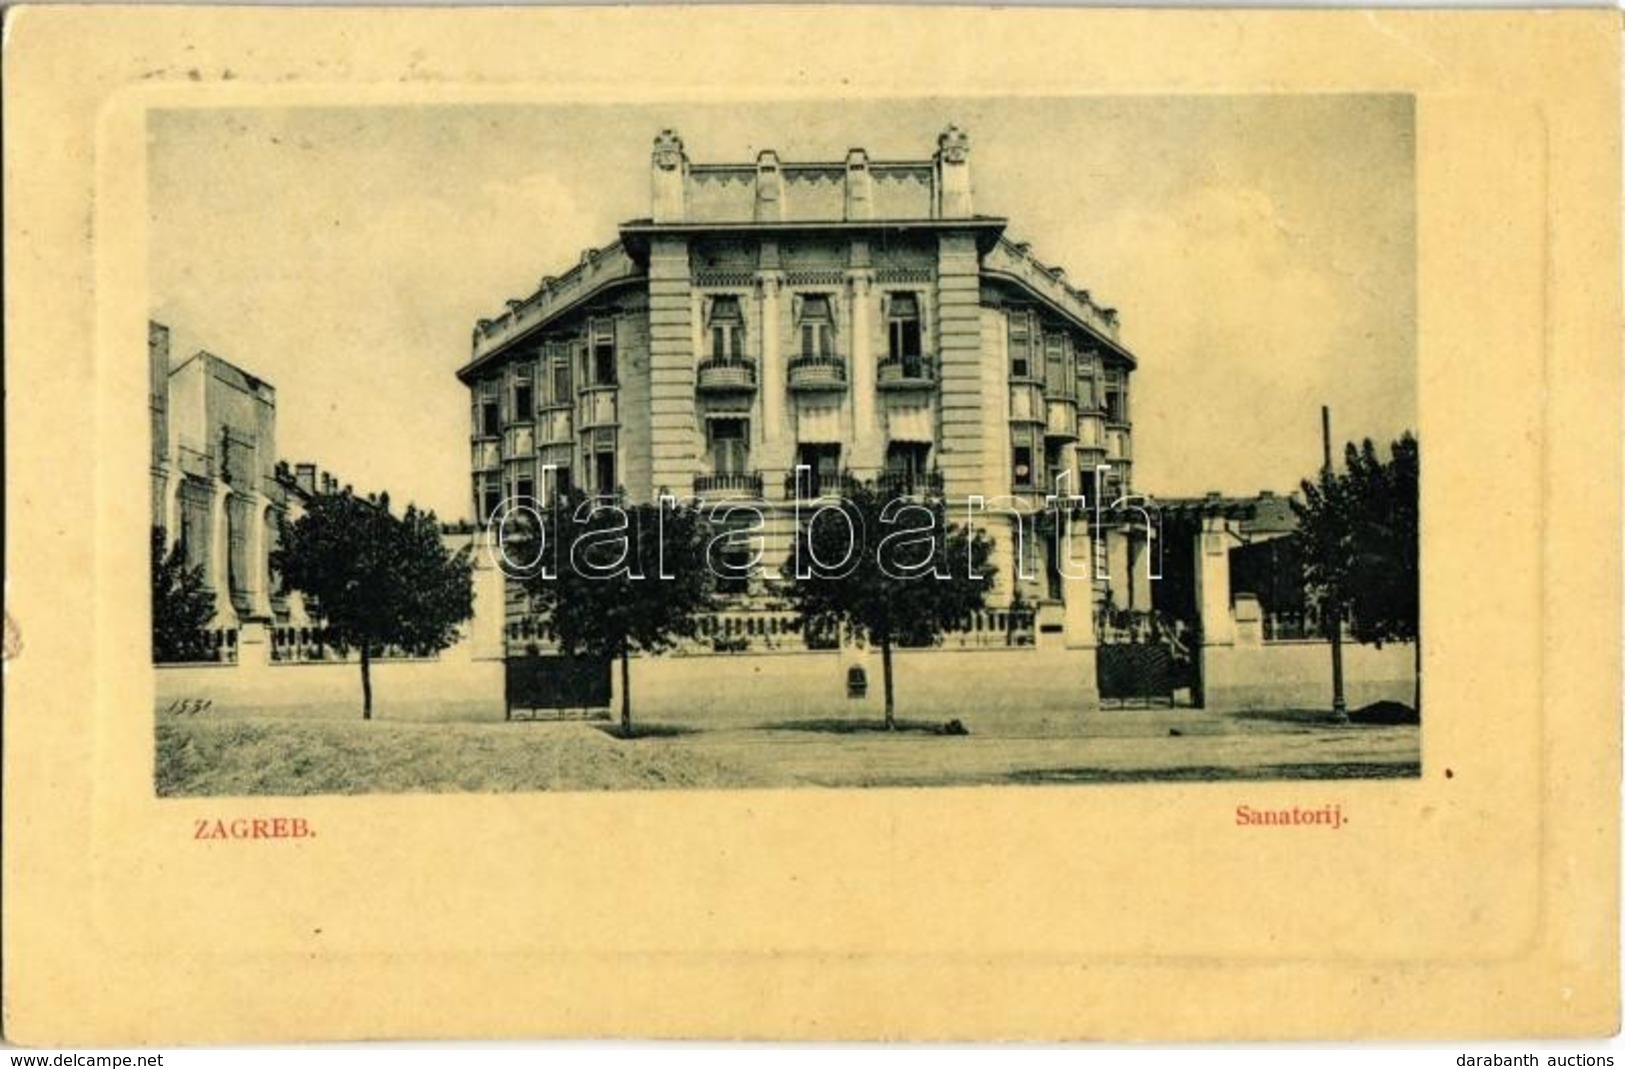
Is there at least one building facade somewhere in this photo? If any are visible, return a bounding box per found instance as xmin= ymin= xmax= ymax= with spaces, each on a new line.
xmin=457 ymin=128 xmax=1150 ymax=656
xmin=149 ymin=320 xmax=338 ymax=661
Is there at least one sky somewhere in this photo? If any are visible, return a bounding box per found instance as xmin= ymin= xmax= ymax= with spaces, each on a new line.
xmin=149 ymin=96 xmax=1415 ymax=522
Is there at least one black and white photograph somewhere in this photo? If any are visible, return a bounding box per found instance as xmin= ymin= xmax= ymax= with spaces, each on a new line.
xmin=148 ymin=97 xmax=1421 ymax=795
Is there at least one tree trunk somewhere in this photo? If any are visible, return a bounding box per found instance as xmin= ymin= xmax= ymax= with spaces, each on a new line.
xmin=620 ymin=647 xmax=632 ymax=738
xmin=360 ymin=644 xmax=373 ymax=721
xmin=881 ymin=638 xmax=895 ymax=731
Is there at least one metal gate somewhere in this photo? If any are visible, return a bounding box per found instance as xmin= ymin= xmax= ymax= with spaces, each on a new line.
xmin=504 ymin=653 xmax=612 ymax=721
xmin=1095 ymin=609 xmax=1200 ymax=707
xmin=1096 ymin=643 xmax=1179 ymax=706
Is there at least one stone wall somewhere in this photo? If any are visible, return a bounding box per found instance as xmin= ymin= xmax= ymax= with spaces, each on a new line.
xmin=1201 ymin=639 xmax=1416 ymax=711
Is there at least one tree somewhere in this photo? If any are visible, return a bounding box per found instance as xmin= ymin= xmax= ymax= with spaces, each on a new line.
xmin=780 ymin=479 xmax=996 ymax=729
xmin=518 ymin=495 xmax=716 ymax=736
xmin=271 ymin=491 xmax=474 ymax=719
xmin=151 ymin=526 xmax=217 ymax=663
xmin=1292 ymin=433 xmax=1420 ymax=713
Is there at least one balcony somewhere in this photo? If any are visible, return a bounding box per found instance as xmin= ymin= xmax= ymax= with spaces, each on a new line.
xmin=877 ymin=470 xmax=944 ymax=499
xmin=877 ymin=354 xmax=936 ymax=391
xmin=502 ymin=423 xmax=536 ymax=460
xmin=1105 ymin=424 xmax=1133 ymax=461
xmin=782 ymin=470 xmax=861 ymax=500
xmin=536 ymin=407 xmax=573 ymax=445
xmin=1076 ymin=412 xmax=1105 ymax=449
xmin=1008 ymin=382 xmax=1046 ymax=424
xmin=696 ymin=358 xmax=758 ymax=394
xmin=471 ymin=438 xmax=501 ymax=473
xmin=693 ymin=471 xmax=764 ymax=498
xmin=787 ymin=356 xmax=848 ymax=393
xmin=576 ymin=387 xmax=619 ymax=429
xmin=1045 ymin=398 xmax=1079 ymax=442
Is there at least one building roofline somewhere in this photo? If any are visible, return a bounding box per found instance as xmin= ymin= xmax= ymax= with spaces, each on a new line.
xmin=461 ymin=217 xmax=1141 ymax=377
xmin=167 ymin=349 xmax=278 ymax=394
xmin=619 ymin=217 xmax=1009 ymax=258
xmin=458 ymin=241 xmax=643 ymax=381
xmin=982 ymin=236 xmax=1135 ymax=366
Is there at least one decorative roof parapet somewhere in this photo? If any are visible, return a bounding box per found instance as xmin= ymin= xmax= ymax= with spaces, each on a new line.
xmin=464 ymin=240 xmax=641 ymax=373
xmin=984 ymin=237 xmax=1129 ymax=356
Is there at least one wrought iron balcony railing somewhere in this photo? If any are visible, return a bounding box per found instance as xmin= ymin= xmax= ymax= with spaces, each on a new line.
xmin=782 ymin=470 xmax=861 ymax=500
xmin=876 ymin=469 xmax=945 ymax=499
xmin=693 ymin=471 xmax=764 ymax=497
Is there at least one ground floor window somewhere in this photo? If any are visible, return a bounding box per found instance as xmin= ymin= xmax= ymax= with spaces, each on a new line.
xmin=795 ymin=442 xmax=842 ymax=497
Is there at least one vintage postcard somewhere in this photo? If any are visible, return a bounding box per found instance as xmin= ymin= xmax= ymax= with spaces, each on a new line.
xmin=2 ymin=5 xmax=1618 ymax=1045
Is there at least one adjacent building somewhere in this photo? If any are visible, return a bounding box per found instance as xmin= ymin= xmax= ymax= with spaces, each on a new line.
xmin=457 ymin=127 xmax=1151 ymax=655
xmin=149 ymin=320 xmax=338 ymax=661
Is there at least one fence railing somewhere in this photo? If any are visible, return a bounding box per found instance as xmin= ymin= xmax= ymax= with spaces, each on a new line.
xmin=269 ymin=627 xmax=436 ymax=663
xmin=501 ymin=606 xmax=1035 ymax=656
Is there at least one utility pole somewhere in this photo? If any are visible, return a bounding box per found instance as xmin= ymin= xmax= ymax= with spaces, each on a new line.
xmin=1322 ymin=405 xmax=1349 ymax=723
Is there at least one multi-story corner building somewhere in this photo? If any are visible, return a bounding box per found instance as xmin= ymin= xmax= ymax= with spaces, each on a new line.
xmin=456 ymin=128 xmax=1149 ymax=653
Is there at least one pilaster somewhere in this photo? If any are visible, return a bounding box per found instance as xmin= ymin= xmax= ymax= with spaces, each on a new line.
xmin=756 ymin=269 xmax=787 ymax=473
xmin=935 ymin=232 xmax=985 ymax=500
xmin=847 ymin=268 xmax=880 ymax=472
xmin=1194 ymin=515 xmax=1236 ymax=647
xmin=208 ymin=480 xmax=238 ymax=629
xmin=648 ymin=236 xmax=697 ymax=495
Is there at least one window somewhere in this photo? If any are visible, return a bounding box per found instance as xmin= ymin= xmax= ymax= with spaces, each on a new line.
xmin=581 ymin=428 xmax=617 ymax=497
xmin=547 ymin=464 xmax=573 ymax=503
xmin=885 ymin=442 xmax=930 ymax=479
xmin=513 ymin=373 xmax=533 ymax=421
xmin=708 ymin=417 xmax=750 ymax=475
xmin=515 ymin=474 xmax=535 ymax=504
xmin=1100 ymin=466 xmax=1126 ymax=506
xmin=1044 ymin=442 xmax=1068 ymax=497
xmin=1104 ymin=368 xmax=1128 ymax=424
xmin=474 ymin=380 xmax=500 ymax=435
xmin=797 ymin=295 xmax=835 ymax=360
xmin=589 ymin=319 xmax=617 ymax=386
xmin=795 ymin=443 xmax=842 ymax=497
xmin=479 ymin=475 xmax=502 ymax=524
xmin=1076 ymin=465 xmax=1101 ymax=508
xmin=1012 ymin=446 xmax=1034 ymax=488
xmin=1007 ymin=310 xmax=1035 ymax=379
xmin=708 ymin=296 xmax=745 ymax=362
xmin=593 ymin=453 xmax=616 ymax=497
xmin=887 ymin=293 xmax=923 ymax=365
xmin=542 ymin=342 xmax=571 ymax=406
xmin=1044 ymin=332 xmax=1072 ymax=396
xmin=1078 ymin=354 xmax=1099 ymax=410
xmin=1011 ymin=426 xmax=1041 ymax=489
